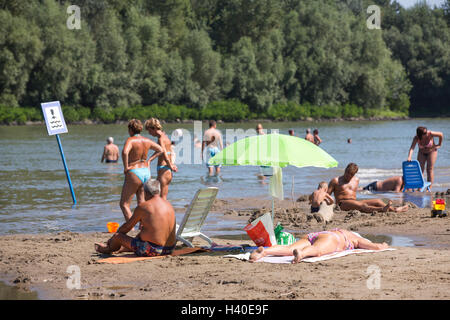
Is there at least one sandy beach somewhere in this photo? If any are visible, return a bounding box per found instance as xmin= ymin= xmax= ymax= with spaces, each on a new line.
xmin=1 ymin=195 xmax=449 ymax=300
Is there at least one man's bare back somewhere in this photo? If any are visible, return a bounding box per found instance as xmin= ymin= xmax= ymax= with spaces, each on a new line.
xmin=95 ymin=180 xmax=177 ymax=256
xmin=101 ymin=138 xmax=119 ymax=163
xmin=105 ymin=144 xmax=119 ymax=159
xmin=135 ymin=195 xmax=176 ymax=246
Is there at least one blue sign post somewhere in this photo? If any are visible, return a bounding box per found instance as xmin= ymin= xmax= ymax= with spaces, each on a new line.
xmin=41 ymin=101 xmax=77 ymax=205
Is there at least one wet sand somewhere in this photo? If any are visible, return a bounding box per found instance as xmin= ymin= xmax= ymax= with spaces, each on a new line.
xmin=1 ymin=196 xmax=449 ymax=300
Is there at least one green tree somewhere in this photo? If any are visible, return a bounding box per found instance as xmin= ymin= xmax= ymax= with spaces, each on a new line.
xmin=383 ymin=2 xmax=450 ymax=115
xmin=209 ymin=0 xmax=283 ymax=51
xmin=0 ymin=10 xmax=43 ymax=106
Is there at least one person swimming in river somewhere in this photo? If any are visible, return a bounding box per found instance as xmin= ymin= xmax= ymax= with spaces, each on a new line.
xmin=120 ymin=119 xmax=166 ymax=222
xmin=309 ymin=181 xmax=335 ymax=213
xmin=145 ymin=118 xmax=178 ymax=200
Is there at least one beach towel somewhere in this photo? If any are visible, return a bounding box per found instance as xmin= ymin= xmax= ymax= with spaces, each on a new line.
xmin=97 ymin=247 xmax=207 ymax=264
xmin=223 ymin=248 xmax=396 ymax=263
xmin=204 ymin=244 xmax=247 ymax=252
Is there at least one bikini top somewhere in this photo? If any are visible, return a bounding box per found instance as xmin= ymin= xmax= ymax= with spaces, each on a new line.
xmin=418 ymin=136 xmax=433 ymax=149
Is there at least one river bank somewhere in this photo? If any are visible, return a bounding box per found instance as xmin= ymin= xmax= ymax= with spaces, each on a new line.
xmin=1 ymin=196 xmax=449 ymax=300
xmin=1 ymin=115 xmax=413 ymax=127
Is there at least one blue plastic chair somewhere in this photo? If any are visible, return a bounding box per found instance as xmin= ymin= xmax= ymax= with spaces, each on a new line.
xmin=402 ymin=160 xmax=431 ymax=192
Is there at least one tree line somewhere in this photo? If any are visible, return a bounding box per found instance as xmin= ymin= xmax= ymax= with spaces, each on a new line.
xmin=0 ymin=0 xmax=449 ymax=124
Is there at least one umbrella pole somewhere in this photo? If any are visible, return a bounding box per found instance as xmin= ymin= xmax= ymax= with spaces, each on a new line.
xmin=291 ymin=176 xmax=295 ymax=207
xmin=272 ymin=198 xmax=275 ymax=224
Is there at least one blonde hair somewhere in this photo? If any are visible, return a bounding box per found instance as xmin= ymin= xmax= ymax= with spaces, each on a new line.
xmin=318 ymin=181 xmax=328 ymax=190
xmin=145 ymin=118 xmax=162 ymax=131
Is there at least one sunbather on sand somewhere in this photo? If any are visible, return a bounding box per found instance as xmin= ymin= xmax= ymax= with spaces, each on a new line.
xmin=328 ymin=163 xmax=409 ymax=213
xmin=95 ymin=179 xmax=176 ymax=257
xmin=309 ymin=181 xmax=334 ymax=213
xmin=249 ymin=228 xmax=389 ymax=263
xmin=360 ymin=176 xmax=404 ymax=192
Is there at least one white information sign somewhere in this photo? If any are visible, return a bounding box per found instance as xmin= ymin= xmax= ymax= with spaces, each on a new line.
xmin=41 ymin=101 xmax=68 ymax=135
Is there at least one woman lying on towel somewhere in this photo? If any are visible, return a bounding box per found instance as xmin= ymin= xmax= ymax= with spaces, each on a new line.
xmin=249 ymin=228 xmax=388 ymax=264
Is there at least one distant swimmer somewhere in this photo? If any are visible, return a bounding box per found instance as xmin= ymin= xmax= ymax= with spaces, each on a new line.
xmin=347 ymin=138 xmax=352 ymax=144
xmin=202 ymin=120 xmax=223 ymax=176
xmin=256 ymin=123 xmax=265 ymax=136
xmin=101 ymin=137 xmax=119 ymax=163
xmin=120 ymin=119 xmax=164 ymax=222
xmin=313 ymin=129 xmax=322 ymax=146
xmin=145 ymin=118 xmax=178 ymax=200
xmin=361 ymin=176 xmax=404 ymax=192
xmin=407 ymin=126 xmax=443 ymax=190
xmin=305 ymin=129 xmax=314 ymax=143
xmin=288 ymin=129 xmax=295 ymax=136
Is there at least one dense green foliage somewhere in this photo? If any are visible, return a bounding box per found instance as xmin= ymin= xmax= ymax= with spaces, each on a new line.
xmin=0 ymin=0 xmax=449 ymax=123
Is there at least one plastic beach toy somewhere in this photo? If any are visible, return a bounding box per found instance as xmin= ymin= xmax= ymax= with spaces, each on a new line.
xmin=431 ymin=199 xmax=447 ymax=217
xmin=107 ymin=222 xmax=120 ymax=233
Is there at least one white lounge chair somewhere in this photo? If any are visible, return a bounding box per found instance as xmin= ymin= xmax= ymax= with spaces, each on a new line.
xmin=176 ymin=187 xmax=219 ymax=248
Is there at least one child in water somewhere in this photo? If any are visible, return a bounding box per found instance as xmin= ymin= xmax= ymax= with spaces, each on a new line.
xmin=309 ymin=181 xmax=334 ymax=213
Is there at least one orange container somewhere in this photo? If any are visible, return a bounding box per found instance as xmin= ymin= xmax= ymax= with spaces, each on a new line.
xmin=107 ymin=222 xmax=119 ymax=233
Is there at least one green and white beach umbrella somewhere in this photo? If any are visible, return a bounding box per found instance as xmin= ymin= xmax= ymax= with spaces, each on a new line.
xmin=208 ymin=133 xmax=338 ymax=169
xmin=209 ymin=133 xmax=338 ymax=223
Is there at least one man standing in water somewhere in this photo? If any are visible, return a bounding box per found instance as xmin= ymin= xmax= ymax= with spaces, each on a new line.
xmin=202 ymin=120 xmax=223 ymax=176
xmin=327 ymin=163 xmax=409 ymax=213
xmin=101 ymin=137 xmax=119 ymax=163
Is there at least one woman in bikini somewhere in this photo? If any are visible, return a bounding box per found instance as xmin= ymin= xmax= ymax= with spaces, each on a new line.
xmin=145 ymin=118 xmax=177 ymax=200
xmin=249 ymin=228 xmax=389 ymax=263
xmin=407 ymin=126 xmax=443 ymax=190
xmin=120 ymin=119 xmax=164 ymax=221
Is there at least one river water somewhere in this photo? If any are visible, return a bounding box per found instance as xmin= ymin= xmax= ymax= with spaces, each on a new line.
xmin=0 ymin=119 xmax=449 ymax=235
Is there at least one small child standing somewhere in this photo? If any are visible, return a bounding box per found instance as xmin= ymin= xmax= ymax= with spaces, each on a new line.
xmin=309 ymin=181 xmax=334 ymax=213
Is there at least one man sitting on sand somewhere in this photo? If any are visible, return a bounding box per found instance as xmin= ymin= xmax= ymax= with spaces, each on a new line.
xmin=361 ymin=176 xmax=404 ymax=192
xmin=309 ymin=181 xmax=334 ymax=213
xmin=95 ymin=179 xmax=176 ymax=257
xmin=327 ymin=163 xmax=409 ymax=213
